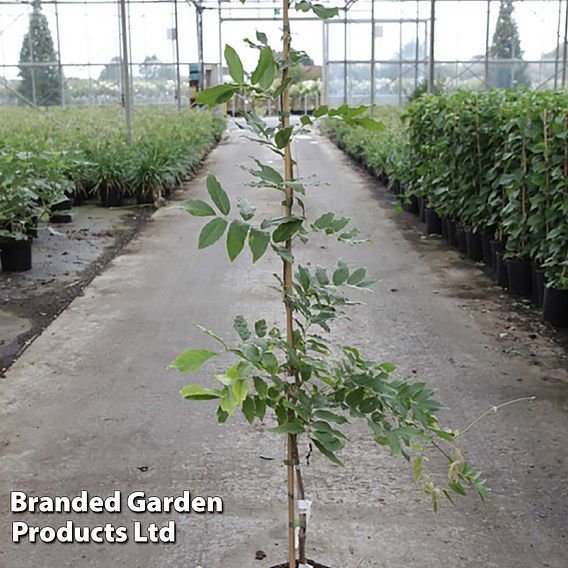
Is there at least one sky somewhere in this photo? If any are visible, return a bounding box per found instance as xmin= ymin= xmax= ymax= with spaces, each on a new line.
xmin=0 ymin=0 xmax=564 ymax=80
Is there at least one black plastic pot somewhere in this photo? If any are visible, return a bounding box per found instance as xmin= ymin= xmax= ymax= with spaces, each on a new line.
xmin=531 ymin=264 xmax=545 ymax=307
xmin=27 ymin=216 xmax=39 ymax=239
xmin=466 ymin=231 xmax=484 ymax=261
xmin=73 ymin=189 xmax=86 ymax=206
xmin=136 ymin=189 xmax=155 ymax=205
xmin=505 ymin=258 xmax=532 ymax=296
xmin=100 ymin=186 xmax=123 ymax=208
xmin=481 ymin=231 xmax=493 ymax=266
xmin=403 ymin=194 xmax=419 ymax=215
xmin=0 ymin=238 xmax=32 ymax=272
xmin=52 ymin=198 xmax=72 ymax=212
xmin=456 ymin=224 xmax=467 ymax=254
xmin=441 ymin=217 xmax=449 ymax=240
xmin=409 ymin=194 xmax=419 ymax=214
xmin=425 ymin=208 xmax=442 ymax=235
xmin=543 ymin=287 xmax=568 ymax=327
xmin=50 ymin=213 xmax=73 ymax=224
xmin=270 ymin=559 xmax=331 ymax=568
xmin=494 ymin=251 xmax=509 ymax=288
xmin=447 ymin=220 xmax=458 ymax=247
xmin=418 ymin=197 xmax=426 ymax=222
xmin=490 ymin=240 xmax=504 ymax=271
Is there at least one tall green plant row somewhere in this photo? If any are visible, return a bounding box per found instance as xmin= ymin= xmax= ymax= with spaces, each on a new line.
xmin=325 ymin=91 xmax=568 ymax=291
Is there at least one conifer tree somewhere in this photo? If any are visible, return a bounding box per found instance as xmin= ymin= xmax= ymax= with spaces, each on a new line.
xmin=18 ymin=1 xmax=62 ymax=106
xmin=489 ymin=0 xmax=530 ymax=88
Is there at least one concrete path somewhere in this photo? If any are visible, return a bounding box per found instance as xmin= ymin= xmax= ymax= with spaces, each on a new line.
xmin=1 ymin=123 xmax=567 ymax=568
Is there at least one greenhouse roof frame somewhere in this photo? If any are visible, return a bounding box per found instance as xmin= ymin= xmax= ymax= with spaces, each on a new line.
xmin=1 ymin=0 xmax=566 ymax=111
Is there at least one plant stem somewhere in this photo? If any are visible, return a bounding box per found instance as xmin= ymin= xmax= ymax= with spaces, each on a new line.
xmin=457 ymin=396 xmax=536 ymax=439
xmin=293 ymin=440 xmax=307 ymax=564
xmin=287 ymin=433 xmax=296 ymax=568
xmin=543 ymin=108 xmax=550 ymax=235
xmin=281 ymin=1 xmax=297 ymax=567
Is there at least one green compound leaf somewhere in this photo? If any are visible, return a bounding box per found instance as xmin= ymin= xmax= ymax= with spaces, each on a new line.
xmin=180 ymin=384 xmax=222 ymax=400
xmin=271 ymin=244 xmax=294 ymax=263
xmin=220 ymin=386 xmax=238 ymax=415
xmin=177 ymin=199 xmax=216 ymax=217
xmin=275 ymin=127 xmax=294 ymax=149
xmin=312 ymin=4 xmax=339 ymax=19
xmin=227 ymin=219 xmax=250 ymax=261
xmin=270 ymin=422 xmax=305 ymax=434
xmin=352 ymin=117 xmax=386 ymax=131
xmin=171 ymin=349 xmax=218 ymax=373
xmin=251 ymin=161 xmax=284 ymax=184
xmin=347 ymin=266 xmax=367 ymax=285
xmin=242 ymin=396 xmax=255 ymax=423
xmin=315 ymin=266 xmax=329 ymax=285
xmin=251 ymin=47 xmax=269 ymax=84
xmin=251 ymin=47 xmax=276 ymax=90
xmin=313 ymin=409 xmax=348 ymax=424
xmin=272 ymin=218 xmax=303 ymax=242
xmin=254 ymin=319 xmax=267 ymax=337
xmin=224 ymin=44 xmax=244 ymax=84
xmin=232 ymin=378 xmax=249 ymax=405
xmin=206 ymin=174 xmax=230 ymax=215
xmin=311 ymin=438 xmax=344 ymax=466
xmin=196 ymin=83 xmax=240 ymax=108
xmin=332 ymin=261 xmax=349 ymax=285
xmin=198 ymin=217 xmax=228 ymax=249
xmin=295 ymin=1 xmax=338 ymax=20
xmin=233 ymin=314 xmax=252 ymax=341
xmin=314 ymin=212 xmax=334 ymax=229
xmin=256 ymin=31 xmax=268 ymax=45
xmin=249 ymin=228 xmax=270 ymax=262
xmin=237 ymin=197 xmax=256 ymax=221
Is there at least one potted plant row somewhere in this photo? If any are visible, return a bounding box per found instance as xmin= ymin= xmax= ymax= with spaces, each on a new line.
xmin=323 ymin=90 xmax=568 ymax=327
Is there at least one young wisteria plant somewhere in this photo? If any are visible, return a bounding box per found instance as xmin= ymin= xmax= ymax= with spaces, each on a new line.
xmin=170 ymin=3 xmax=495 ymax=566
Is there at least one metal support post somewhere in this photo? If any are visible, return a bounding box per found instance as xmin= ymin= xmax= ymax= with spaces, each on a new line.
xmin=196 ymin=6 xmax=204 ymax=90
xmin=174 ymin=0 xmax=182 ymax=109
xmin=370 ymin=0 xmax=375 ymax=105
xmin=119 ymin=0 xmax=133 ymax=144
xmin=562 ymin=0 xmax=568 ymax=88
xmin=343 ymin=8 xmax=348 ymax=104
xmin=484 ymin=0 xmax=491 ymax=88
xmin=428 ymin=0 xmax=435 ymax=93
xmin=54 ymin=0 xmax=65 ymax=106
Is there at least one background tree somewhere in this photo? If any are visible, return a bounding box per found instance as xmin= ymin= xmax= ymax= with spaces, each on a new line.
xmin=18 ymin=1 xmax=62 ymax=106
xmin=98 ymin=57 xmax=122 ymax=82
xmin=138 ymin=55 xmax=176 ymax=80
xmin=489 ymin=0 xmax=530 ymax=88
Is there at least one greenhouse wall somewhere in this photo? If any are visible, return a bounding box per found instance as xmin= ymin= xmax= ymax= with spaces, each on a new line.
xmin=1 ymin=0 xmax=567 ymax=109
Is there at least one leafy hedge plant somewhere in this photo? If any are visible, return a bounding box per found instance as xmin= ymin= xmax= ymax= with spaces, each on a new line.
xmin=325 ymin=91 xmax=568 ymax=290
